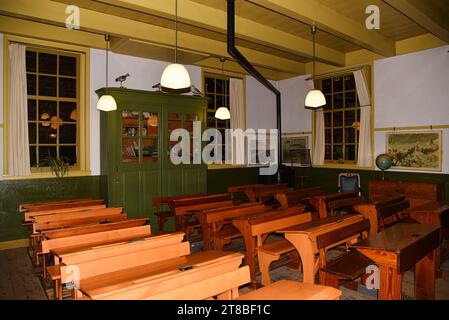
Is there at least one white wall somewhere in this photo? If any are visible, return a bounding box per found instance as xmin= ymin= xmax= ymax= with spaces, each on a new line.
xmin=374 ymin=45 xmax=449 ymax=173
xmin=89 ymin=49 xmax=202 ymax=175
xmin=245 ymin=75 xmax=277 ymax=130
xmin=278 ymin=75 xmax=313 ymax=149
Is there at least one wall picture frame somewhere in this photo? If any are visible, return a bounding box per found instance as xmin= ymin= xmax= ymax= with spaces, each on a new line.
xmin=386 ymin=130 xmax=442 ymax=172
xmin=282 ymin=136 xmax=311 ymax=166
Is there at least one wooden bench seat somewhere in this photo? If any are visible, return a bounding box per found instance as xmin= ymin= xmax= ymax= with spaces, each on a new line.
xmin=213 ymin=225 xmax=241 ymax=250
xmin=237 ymin=280 xmax=341 ymax=300
xmin=321 ymin=250 xmax=373 ymax=280
xmin=257 ymin=239 xmax=296 ymax=286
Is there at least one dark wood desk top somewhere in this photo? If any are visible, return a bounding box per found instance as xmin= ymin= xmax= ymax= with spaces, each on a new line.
xmin=369 ymin=194 xmax=406 ymax=206
xmin=279 ymin=214 xmax=360 ymax=233
xmin=352 ymin=223 xmax=440 ymax=253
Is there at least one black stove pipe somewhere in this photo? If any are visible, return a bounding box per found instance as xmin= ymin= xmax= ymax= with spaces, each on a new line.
xmin=226 ymin=0 xmax=282 ymax=182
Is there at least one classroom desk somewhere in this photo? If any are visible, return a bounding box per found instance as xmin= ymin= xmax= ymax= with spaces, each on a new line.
xmin=231 ymin=206 xmax=311 ymax=287
xmin=278 ymin=214 xmax=366 ymax=284
xmin=352 ymin=223 xmax=440 ymax=300
xmin=405 ymin=201 xmax=449 ymax=270
xmin=77 ymin=251 xmax=244 ymax=300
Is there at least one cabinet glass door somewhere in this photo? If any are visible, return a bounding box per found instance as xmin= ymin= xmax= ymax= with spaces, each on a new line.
xmin=122 ymin=111 xmax=140 ymax=163
xmin=142 ymin=112 xmax=159 ymax=163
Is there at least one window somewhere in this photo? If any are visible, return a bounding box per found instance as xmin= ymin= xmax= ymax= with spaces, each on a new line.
xmin=319 ymin=74 xmax=360 ymax=163
xmin=25 ymin=48 xmax=80 ymax=170
xmin=204 ymin=73 xmax=231 ymax=161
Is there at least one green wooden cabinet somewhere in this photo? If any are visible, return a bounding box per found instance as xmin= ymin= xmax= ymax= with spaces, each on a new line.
xmin=97 ymin=88 xmax=207 ymax=231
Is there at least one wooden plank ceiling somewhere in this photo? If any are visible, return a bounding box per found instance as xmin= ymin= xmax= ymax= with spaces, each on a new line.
xmin=0 ymin=0 xmax=448 ymax=80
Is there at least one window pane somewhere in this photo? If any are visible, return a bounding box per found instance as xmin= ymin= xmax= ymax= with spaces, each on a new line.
xmin=142 ymin=112 xmax=158 ymax=136
xmin=324 ymin=95 xmax=332 ymax=110
xmin=28 ymin=123 xmax=36 ymax=144
xmin=39 ymin=123 xmax=57 ymax=144
xmin=333 ymin=145 xmax=343 ymax=160
xmin=217 ymin=119 xmax=227 ymax=128
xmin=26 ymin=51 xmax=36 ymax=73
xmin=333 ymin=77 xmax=343 ymax=92
xmin=39 ymin=75 xmax=57 ymax=96
xmin=333 ymin=111 xmax=343 ymax=127
xmin=59 ymin=56 xmax=77 ymax=76
xmin=28 ymin=99 xmax=37 ymax=121
xmin=27 ymin=74 xmax=36 ymax=95
xmin=345 ymin=145 xmax=356 ymax=161
xmin=325 ymin=129 xmax=331 ymax=144
xmin=216 ymin=95 xmax=224 ymax=109
xmin=345 ymin=128 xmax=356 ymax=143
xmin=39 ymin=146 xmax=57 ymax=164
xmin=325 ymin=145 xmax=331 ymax=160
xmin=29 ymin=146 xmax=37 ymax=167
xmin=60 ymin=146 xmax=77 ymax=165
xmin=322 ymin=79 xmax=332 ymax=94
xmin=333 ymin=128 xmax=343 ymax=143
xmin=344 ymin=75 xmax=356 ymax=91
xmin=205 ymin=77 xmax=214 ymax=94
xmin=59 ymin=77 xmax=77 ymax=98
xmin=345 ymin=92 xmax=357 ymax=108
xmin=142 ymin=138 xmax=158 ymax=163
xmin=60 ymin=124 xmax=77 ymax=144
xmin=344 ymin=110 xmax=356 ymax=126
xmin=39 ymin=53 xmax=57 ymax=75
xmin=324 ymin=113 xmax=331 ymax=127
xmin=333 ymin=93 xmax=343 ymax=109
xmin=38 ymin=100 xmax=57 ymax=122
xmin=60 ymin=102 xmax=77 ymax=122
xmin=207 ymin=112 xmax=216 ymax=128
xmin=216 ymin=79 xmax=224 ymax=95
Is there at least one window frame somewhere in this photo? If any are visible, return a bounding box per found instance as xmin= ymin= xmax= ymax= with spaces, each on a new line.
xmin=319 ymin=73 xmax=361 ymax=165
xmin=202 ymin=69 xmax=247 ymax=169
xmin=2 ymin=35 xmax=90 ymax=179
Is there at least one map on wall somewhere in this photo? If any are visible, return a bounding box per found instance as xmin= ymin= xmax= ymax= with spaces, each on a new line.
xmin=386 ymin=131 xmax=442 ymax=171
xmin=282 ymin=136 xmax=311 ymax=166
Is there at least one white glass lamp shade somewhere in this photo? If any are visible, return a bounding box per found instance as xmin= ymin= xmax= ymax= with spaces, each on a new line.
xmin=215 ymin=107 xmax=230 ymax=120
xmin=160 ymin=63 xmax=191 ymax=90
xmin=305 ymin=89 xmax=326 ymax=108
xmin=97 ymin=95 xmax=117 ymax=111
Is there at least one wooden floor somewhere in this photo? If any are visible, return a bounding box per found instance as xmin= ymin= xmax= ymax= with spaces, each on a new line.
xmin=1 ymin=241 xmax=449 ymax=300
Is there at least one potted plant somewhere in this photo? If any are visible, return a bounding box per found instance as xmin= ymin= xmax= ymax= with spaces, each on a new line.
xmin=45 ymin=156 xmax=70 ymax=178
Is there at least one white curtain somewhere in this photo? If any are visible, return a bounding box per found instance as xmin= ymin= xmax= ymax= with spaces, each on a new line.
xmin=353 ymin=69 xmax=373 ymax=167
xmin=230 ymin=78 xmax=245 ymax=165
xmin=309 ymin=79 xmax=325 ymax=165
xmin=8 ymin=43 xmax=31 ymax=176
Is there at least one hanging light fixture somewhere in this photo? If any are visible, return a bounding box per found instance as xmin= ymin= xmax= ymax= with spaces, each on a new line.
xmin=215 ymin=57 xmax=231 ymax=120
xmin=160 ymin=0 xmax=191 ymax=94
xmin=97 ymin=33 xmax=117 ymax=111
xmin=305 ymin=23 xmax=326 ymax=109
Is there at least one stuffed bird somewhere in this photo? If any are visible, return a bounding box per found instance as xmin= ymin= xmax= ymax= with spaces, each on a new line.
xmin=115 ymin=73 xmax=130 ymax=88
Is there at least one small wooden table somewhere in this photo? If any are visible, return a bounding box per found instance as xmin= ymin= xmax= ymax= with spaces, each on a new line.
xmin=278 ymin=214 xmax=366 ymax=284
xmin=351 ymin=223 xmax=440 ymax=300
xmin=231 ymin=207 xmax=311 ymax=287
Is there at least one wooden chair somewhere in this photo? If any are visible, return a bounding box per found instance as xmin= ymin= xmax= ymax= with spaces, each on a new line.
xmin=152 ymin=193 xmax=204 ymax=233
xmin=317 ymin=219 xmax=373 ymax=289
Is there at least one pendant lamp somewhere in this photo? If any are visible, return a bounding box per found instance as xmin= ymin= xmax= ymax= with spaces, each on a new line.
xmin=305 ymin=23 xmax=326 ymax=109
xmin=160 ymin=0 xmax=191 ymax=94
xmin=97 ymin=33 xmax=117 ymax=111
xmin=215 ymin=58 xmax=230 ymax=120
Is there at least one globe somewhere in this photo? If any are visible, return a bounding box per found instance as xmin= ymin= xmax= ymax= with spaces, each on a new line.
xmin=375 ymin=153 xmax=393 ymax=171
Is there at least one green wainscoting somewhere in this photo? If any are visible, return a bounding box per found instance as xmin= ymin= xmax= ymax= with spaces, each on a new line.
xmin=0 ymin=176 xmax=104 ymax=242
xmin=207 ymin=167 xmax=260 ymax=195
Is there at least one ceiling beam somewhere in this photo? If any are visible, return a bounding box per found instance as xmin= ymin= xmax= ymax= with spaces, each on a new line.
xmin=249 ymin=0 xmax=397 ymax=57
xmin=80 ymin=0 xmax=345 ymax=66
xmin=0 ymin=0 xmax=305 ymax=75
xmin=383 ymin=0 xmax=449 ymax=43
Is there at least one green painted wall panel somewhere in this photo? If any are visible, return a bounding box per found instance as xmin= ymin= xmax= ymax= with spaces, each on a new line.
xmin=0 ymin=176 xmax=104 ymax=242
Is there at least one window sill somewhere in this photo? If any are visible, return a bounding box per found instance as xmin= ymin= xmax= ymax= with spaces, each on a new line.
xmin=313 ymin=163 xmax=374 ymax=171
xmin=1 ymin=170 xmax=92 ymax=181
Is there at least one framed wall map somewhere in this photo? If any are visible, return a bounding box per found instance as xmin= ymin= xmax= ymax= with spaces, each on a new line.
xmin=282 ymin=136 xmax=311 ymax=166
xmin=386 ymin=131 xmax=442 ymax=171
